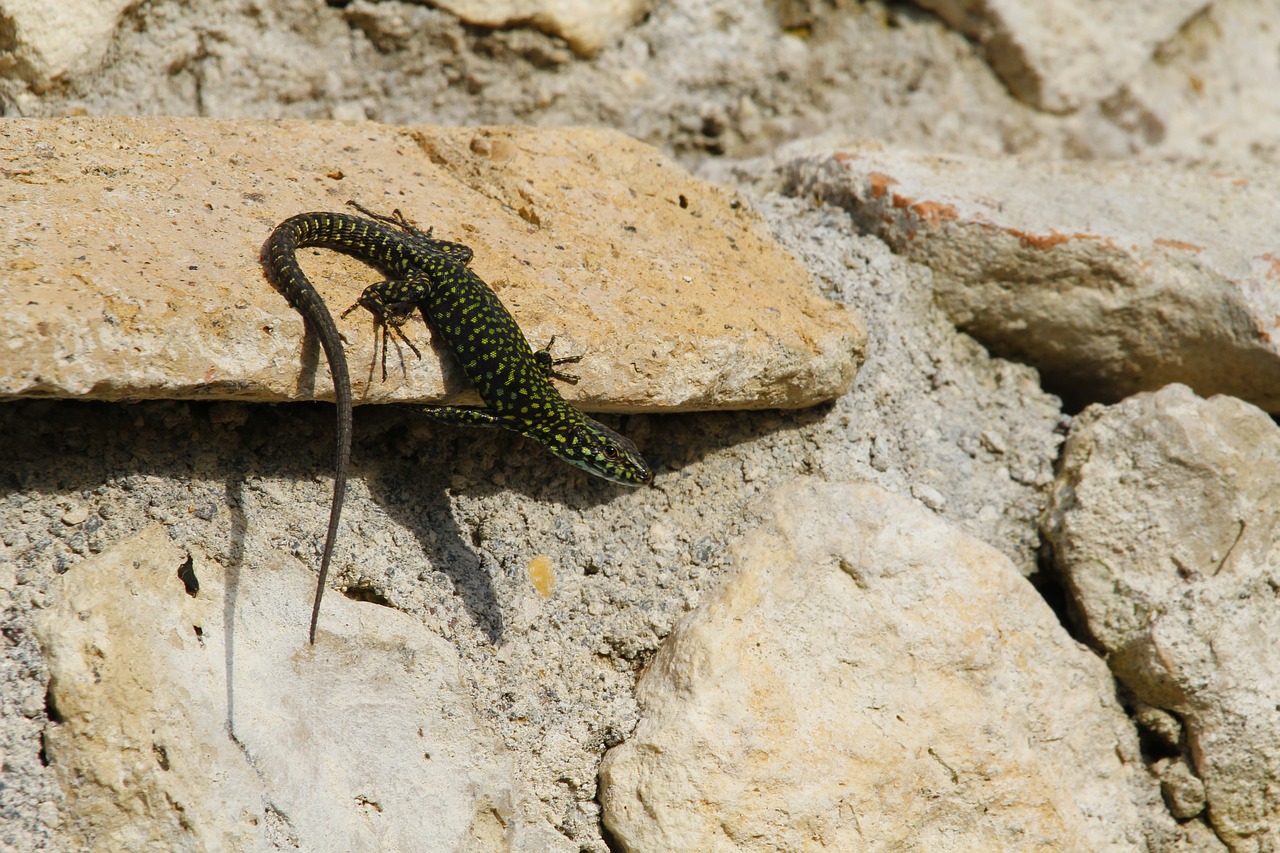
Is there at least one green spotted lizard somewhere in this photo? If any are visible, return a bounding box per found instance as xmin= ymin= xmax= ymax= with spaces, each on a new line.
xmin=263 ymin=202 xmax=652 ymax=643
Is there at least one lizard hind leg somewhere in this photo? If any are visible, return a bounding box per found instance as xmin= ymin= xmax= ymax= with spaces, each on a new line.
xmin=346 ymin=200 xmax=424 ymax=236
xmin=346 ymin=200 xmax=475 ymax=266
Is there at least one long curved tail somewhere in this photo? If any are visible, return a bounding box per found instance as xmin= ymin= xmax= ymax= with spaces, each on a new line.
xmin=262 ymin=216 xmax=353 ymax=644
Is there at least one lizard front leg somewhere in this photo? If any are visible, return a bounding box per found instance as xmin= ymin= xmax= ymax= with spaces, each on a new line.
xmin=342 ymin=277 xmax=429 ymax=380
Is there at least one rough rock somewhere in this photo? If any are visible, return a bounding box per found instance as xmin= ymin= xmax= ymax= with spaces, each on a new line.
xmin=0 ymin=0 xmax=139 ymax=92
xmin=1044 ymin=383 xmax=1280 ymax=851
xmin=0 ymin=184 xmax=1062 ymax=853
xmin=431 ymin=0 xmax=648 ymax=56
xmin=781 ymin=146 xmax=1280 ymax=412
xmin=914 ymin=0 xmax=1209 ymax=113
xmin=1107 ymin=1 xmax=1280 ymax=165
xmin=0 ymin=117 xmax=862 ymax=412
xmin=0 ymin=3 xmax=1273 ymax=853
xmin=600 ymin=479 xmax=1167 ymax=852
xmin=33 ymin=524 xmax=573 ymax=853
xmin=1 ymin=0 xmax=1275 ymax=169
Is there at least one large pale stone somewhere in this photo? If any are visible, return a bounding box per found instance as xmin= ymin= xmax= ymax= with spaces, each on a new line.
xmin=600 ymin=479 xmax=1165 ymax=852
xmin=782 ymin=146 xmax=1280 ymax=412
xmin=33 ymin=524 xmax=573 ymax=853
xmin=1044 ymin=384 xmax=1280 ymax=851
xmin=0 ymin=0 xmax=138 ymax=91
xmin=0 ymin=118 xmax=862 ymax=413
xmin=914 ymin=0 xmax=1209 ymax=113
xmin=432 ymin=0 xmax=648 ymax=56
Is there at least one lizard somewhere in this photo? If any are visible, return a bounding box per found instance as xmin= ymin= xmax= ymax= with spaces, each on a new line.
xmin=263 ymin=201 xmax=653 ymax=644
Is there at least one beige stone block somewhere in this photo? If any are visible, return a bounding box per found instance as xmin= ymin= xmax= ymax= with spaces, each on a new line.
xmin=0 ymin=118 xmax=863 ymax=413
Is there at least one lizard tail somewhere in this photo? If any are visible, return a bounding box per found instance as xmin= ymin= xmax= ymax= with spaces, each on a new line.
xmin=262 ymin=218 xmax=353 ymax=644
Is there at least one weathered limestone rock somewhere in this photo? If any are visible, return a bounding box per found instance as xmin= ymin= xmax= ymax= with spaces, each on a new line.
xmin=431 ymin=0 xmax=648 ymax=56
xmin=600 ymin=479 xmax=1167 ymax=852
xmin=1044 ymin=384 xmax=1280 ymax=851
xmin=913 ymin=0 xmax=1209 ymax=113
xmin=0 ymin=118 xmax=863 ymax=413
xmin=33 ymin=524 xmax=573 ymax=853
xmin=0 ymin=0 xmax=139 ymax=91
xmin=782 ymin=146 xmax=1280 ymax=412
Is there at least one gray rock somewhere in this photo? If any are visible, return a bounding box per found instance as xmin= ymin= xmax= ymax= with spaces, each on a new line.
xmin=428 ymin=0 xmax=649 ymax=56
xmin=781 ymin=147 xmax=1280 ymax=412
xmin=914 ymin=0 xmax=1209 ymax=113
xmin=0 ymin=0 xmax=137 ymax=91
xmin=1044 ymin=383 xmax=1280 ymax=850
xmin=600 ymin=479 xmax=1167 ymax=852
xmin=1155 ymin=757 xmax=1207 ymax=821
xmin=33 ymin=524 xmax=572 ymax=853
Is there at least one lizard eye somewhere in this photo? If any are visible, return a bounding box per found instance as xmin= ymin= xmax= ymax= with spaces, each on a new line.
xmin=601 ymin=444 xmax=620 ymax=460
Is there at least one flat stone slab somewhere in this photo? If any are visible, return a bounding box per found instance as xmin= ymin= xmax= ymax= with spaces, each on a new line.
xmin=783 ymin=145 xmax=1280 ymax=412
xmin=0 ymin=117 xmax=863 ymax=412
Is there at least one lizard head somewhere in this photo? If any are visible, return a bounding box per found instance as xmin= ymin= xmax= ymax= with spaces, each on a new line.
xmin=553 ymin=416 xmax=654 ymax=487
